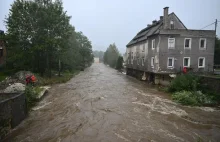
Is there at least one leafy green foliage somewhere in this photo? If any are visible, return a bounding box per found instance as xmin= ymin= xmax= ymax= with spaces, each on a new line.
xmin=103 ymin=43 xmax=120 ymax=68
xmin=168 ymin=74 xmax=200 ymax=93
xmin=37 ymin=70 xmax=79 ymax=85
xmin=172 ymin=91 xmax=214 ymax=106
xmin=168 ymin=74 xmax=218 ymax=106
xmin=25 ymin=86 xmax=38 ymax=109
xmin=0 ymin=73 xmax=7 ymax=82
xmin=116 ymin=56 xmax=123 ymax=70
xmin=5 ymin=0 xmax=93 ymax=77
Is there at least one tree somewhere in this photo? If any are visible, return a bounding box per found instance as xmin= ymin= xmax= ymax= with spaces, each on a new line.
xmin=116 ymin=56 xmax=123 ymax=70
xmin=103 ymin=43 xmax=120 ymax=68
xmin=5 ymin=0 xmax=93 ymax=76
xmin=6 ymin=0 xmax=71 ymax=76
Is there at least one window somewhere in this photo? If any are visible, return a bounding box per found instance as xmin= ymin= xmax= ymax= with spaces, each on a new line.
xmin=167 ymin=57 xmax=174 ymax=68
xmin=183 ymin=57 xmax=190 ymax=67
xmin=170 ymin=20 xmax=174 ymax=29
xmin=151 ymin=57 xmax=155 ymax=68
xmin=137 ymin=57 xmax=139 ymax=65
xmin=142 ymin=57 xmax=144 ymax=66
xmin=199 ymin=38 xmax=206 ymax=49
xmin=152 ymin=39 xmax=155 ymax=50
xmin=184 ymin=38 xmax=191 ymax=49
xmin=168 ymin=38 xmax=175 ymax=49
xmin=198 ymin=57 xmax=205 ymax=68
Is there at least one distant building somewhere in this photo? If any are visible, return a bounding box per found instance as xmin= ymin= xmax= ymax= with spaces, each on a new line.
xmin=94 ymin=57 xmax=100 ymax=63
xmin=126 ymin=7 xmax=215 ymax=85
xmin=0 ymin=30 xmax=6 ymax=67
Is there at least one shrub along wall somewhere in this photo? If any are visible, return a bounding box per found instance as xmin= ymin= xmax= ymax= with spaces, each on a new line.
xmin=167 ymin=74 xmax=220 ymax=106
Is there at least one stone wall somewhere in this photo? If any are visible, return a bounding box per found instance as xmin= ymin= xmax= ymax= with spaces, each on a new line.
xmin=199 ymin=76 xmax=220 ymax=94
xmin=0 ymin=93 xmax=27 ymax=140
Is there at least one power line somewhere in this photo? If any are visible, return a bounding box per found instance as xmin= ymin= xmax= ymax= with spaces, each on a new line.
xmin=200 ymin=22 xmax=215 ymax=30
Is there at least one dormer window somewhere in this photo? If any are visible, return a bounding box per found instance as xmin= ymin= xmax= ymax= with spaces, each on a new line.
xmin=170 ymin=20 xmax=174 ymax=29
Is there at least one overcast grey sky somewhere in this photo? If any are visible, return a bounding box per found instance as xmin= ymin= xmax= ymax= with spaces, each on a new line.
xmin=1 ymin=0 xmax=220 ymax=53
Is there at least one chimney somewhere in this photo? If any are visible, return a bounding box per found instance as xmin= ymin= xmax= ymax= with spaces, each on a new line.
xmin=160 ymin=16 xmax=163 ymax=21
xmin=163 ymin=7 xmax=169 ymax=29
xmin=147 ymin=24 xmax=151 ymax=27
xmin=152 ymin=20 xmax=157 ymax=24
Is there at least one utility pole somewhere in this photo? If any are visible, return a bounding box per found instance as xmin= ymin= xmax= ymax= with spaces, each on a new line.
xmin=215 ymin=19 xmax=217 ymax=36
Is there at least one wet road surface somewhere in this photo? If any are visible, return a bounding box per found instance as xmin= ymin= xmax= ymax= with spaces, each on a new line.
xmin=4 ymin=63 xmax=220 ymax=142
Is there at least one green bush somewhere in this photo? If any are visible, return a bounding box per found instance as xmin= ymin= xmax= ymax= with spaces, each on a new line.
xmin=24 ymin=86 xmax=38 ymax=110
xmin=172 ymin=91 xmax=214 ymax=106
xmin=168 ymin=74 xmax=200 ymax=92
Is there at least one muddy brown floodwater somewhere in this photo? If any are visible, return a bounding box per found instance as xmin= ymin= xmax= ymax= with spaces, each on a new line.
xmin=4 ymin=63 xmax=220 ymax=142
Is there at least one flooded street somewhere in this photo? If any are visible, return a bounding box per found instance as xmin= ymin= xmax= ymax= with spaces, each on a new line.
xmin=4 ymin=63 xmax=220 ymax=142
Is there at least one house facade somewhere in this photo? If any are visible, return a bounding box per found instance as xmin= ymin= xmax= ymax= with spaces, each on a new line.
xmin=126 ymin=7 xmax=215 ymax=85
xmin=0 ymin=30 xmax=6 ymax=68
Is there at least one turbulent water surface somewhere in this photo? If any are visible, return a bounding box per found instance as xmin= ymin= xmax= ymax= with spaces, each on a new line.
xmin=4 ymin=63 xmax=220 ymax=142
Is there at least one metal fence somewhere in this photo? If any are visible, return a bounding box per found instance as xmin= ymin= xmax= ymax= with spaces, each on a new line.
xmin=0 ymin=93 xmax=27 ymax=140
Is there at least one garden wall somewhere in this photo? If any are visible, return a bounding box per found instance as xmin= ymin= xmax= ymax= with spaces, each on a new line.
xmin=0 ymin=93 xmax=27 ymax=140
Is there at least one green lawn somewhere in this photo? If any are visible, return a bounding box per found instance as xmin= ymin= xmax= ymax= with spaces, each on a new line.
xmin=37 ymin=70 xmax=80 ymax=86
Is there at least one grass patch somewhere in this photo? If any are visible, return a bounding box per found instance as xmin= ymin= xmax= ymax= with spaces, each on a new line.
xmin=0 ymin=73 xmax=7 ymax=82
xmin=33 ymin=86 xmax=44 ymax=94
xmin=24 ymin=85 xmax=39 ymax=110
xmin=0 ymin=69 xmax=18 ymax=82
xmin=37 ymin=70 xmax=80 ymax=86
xmin=24 ymin=86 xmax=45 ymax=110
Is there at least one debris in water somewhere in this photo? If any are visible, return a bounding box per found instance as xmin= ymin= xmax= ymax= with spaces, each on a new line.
xmin=32 ymin=102 xmax=52 ymax=111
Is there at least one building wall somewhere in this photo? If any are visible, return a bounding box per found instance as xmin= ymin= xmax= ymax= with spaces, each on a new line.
xmin=127 ymin=36 xmax=160 ymax=72
xmin=158 ymin=30 xmax=215 ymax=73
xmin=167 ymin=13 xmax=186 ymax=30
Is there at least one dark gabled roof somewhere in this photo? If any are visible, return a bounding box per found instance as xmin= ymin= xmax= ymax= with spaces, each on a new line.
xmin=126 ymin=13 xmax=187 ymax=47
xmin=126 ymin=21 xmax=162 ymax=47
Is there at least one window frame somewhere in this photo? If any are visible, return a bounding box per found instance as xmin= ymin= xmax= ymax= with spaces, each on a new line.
xmin=170 ymin=20 xmax=174 ymax=29
xmin=167 ymin=57 xmax=174 ymax=68
xmin=198 ymin=57 xmax=205 ymax=68
xmin=199 ymin=38 xmax=206 ymax=50
xmin=152 ymin=39 xmax=155 ymax=50
xmin=183 ymin=57 xmax=190 ymax=67
xmin=168 ymin=38 xmax=175 ymax=49
xmin=184 ymin=38 xmax=192 ymax=49
xmin=151 ymin=57 xmax=155 ymax=68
